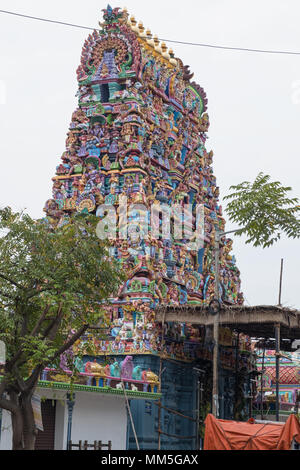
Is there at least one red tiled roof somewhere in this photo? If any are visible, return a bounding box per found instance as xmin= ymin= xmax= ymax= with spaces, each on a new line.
xmin=265 ymin=366 xmax=300 ymax=385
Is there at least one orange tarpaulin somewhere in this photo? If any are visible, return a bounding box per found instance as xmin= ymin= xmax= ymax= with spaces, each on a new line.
xmin=204 ymin=414 xmax=300 ymax=450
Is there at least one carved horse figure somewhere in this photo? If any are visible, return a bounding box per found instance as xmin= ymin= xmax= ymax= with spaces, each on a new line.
xmin=110 ymin=361 xmax=121 ymax=378
xmin=132 ymin=366 xmax=142 ymax=381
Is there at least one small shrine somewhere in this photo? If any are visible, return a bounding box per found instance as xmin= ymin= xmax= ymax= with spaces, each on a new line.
xmin=256 ymin=350 xmax=300 ymax=419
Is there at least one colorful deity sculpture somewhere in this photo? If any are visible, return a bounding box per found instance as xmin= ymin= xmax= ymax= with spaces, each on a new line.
xmin=44 ymin=6 xmax=244 ymax=363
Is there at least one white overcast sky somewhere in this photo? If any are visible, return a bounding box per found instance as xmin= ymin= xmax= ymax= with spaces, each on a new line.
xmin=0 ymin=0 xmax=299 ymax=308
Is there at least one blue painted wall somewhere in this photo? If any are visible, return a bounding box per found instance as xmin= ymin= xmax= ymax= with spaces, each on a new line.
xmin=127 ymin=355 xmax=197 ymax=450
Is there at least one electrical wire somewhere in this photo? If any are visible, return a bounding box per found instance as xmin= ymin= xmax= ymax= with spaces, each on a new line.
xmin=158 ymin=37 xmax=300 ymax=56
xmin=0 ymin=9 xmax=93 ymax=31
xmin=1 ymin=8 xmax=300 ymax=56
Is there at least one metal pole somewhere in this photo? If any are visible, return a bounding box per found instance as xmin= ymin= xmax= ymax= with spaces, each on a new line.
xmin=278 ymin=259 xmax=284 ymax=306
xmin=211 ymin=228 xmax=241 ymax=418
xmin=234 ymin=333 xmax=240 ymax=419
xmin=261 ymin=344 xmax=265 ymax=420
xmin=212 ymin=230 xmax=220 ymax=417
xmin=249 ymin=378 xmax=256 ymax=419
xmin=193 ymin=367 xmax=205 ymax=450
xmin=158 ymin=312 xmax=166 ymax=450
xmin=275 ymin=324 xmax=281 ymax=421
xmin=158 ymin=401 xmax=162 ymax=450
xmin=199 ymin=374 xmax=204 ymax=450
xmin=196 ymin=376 xmax=200 ymax=450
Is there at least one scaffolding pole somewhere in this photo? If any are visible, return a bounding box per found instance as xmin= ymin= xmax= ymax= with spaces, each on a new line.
xmin=157 ymin=311 xmax=166 ymax=450
xmin=154 ymin=402 xmax=196 ymax=422
xmin=121 ymin=381 xmax=140 ymax=451
xmin=275 ymin=324 xmax=281 ymax=422
xmin=212 ymin=231 xmax=220 ymax=417
xmin=260 ymin=342 xmax=266 ymax=420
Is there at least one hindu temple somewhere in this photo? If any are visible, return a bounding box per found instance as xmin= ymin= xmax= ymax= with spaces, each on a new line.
xmin=41 ymin=5 xmax=254 ymax=449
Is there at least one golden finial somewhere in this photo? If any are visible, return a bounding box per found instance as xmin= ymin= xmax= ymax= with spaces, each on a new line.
xmin=130 ymin=16 xmax=139 ymax=33
xmin=169 ymin=49 xmax=177 ymax=66
xmin=161 ymin=42 xmax=170 ymax=60
xmin=130 ymin=15 xmax=137 ymax=26
xmin=138 ymin=21 xmax=146 ymax=37
xmin=153 ymin=35 xmax=162 ymax=54
xmin=146 ymin=29 xmax=155 ymax=48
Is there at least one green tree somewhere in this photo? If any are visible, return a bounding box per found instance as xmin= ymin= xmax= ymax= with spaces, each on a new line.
xmin=224 ymin=172 xmax=300 ymax=247
xmin=0 ymin=207 xmax=123 ymax=450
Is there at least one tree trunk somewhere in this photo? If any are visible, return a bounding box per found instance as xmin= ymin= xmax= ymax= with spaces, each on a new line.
xmin=9 ymin=390 xmax=24 ymax=450
xmin=21 ymin=393 xmax=38 ymax=450
xmin=11 ymin=408 xmax=24 ymax=450
xmin=9 ymin=390 xmax=38 ymax=450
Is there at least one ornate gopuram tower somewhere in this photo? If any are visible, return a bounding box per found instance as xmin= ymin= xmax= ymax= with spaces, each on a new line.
xmin=44 ymin=6 xmax=247 ymax=449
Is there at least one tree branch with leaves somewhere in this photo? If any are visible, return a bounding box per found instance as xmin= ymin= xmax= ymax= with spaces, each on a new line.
xmin=224 ymin=173 xmax=300 ymax=248
xmin=0 ymin=207 xmax=124 ymax=449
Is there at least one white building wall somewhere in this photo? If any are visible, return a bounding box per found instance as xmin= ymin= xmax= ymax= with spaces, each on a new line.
xmin=54 ymin=399 xmax=68 ymax=450
xmin=69 ymin=392 xmax=128 ymax=450
xmin=0 ymin=410 xmax=12 ymax=450
xmin=0 ymin=390 xmax=128 ymax=450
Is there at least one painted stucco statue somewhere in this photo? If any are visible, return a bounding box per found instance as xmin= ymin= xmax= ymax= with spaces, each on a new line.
xmin=132 ymin=366 xmax=142 ymax=381
xmin=60 ymin=344 xmax=74 ymax=371
xmin=121 ymin=355 xmax=134 ymax=379
xmin=110 ymin=361 xmax=121 ymax=378
xmin=85 ymin=360 xmax=107 ymax=377
xmin=142 ymin=369 xmax=159 ymax=384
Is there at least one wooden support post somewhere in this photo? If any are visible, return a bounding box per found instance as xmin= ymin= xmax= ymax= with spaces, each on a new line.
xmin=234 ymin=333 xmax=240 ymax=419
xmin=158 ymin=401 xmax=162 ymax=450
xmin=212 ymin=228 xmax=240 ymax=417
xmin=261 ymin=343 xmax=265 ymax=420
xmin=122 ymin=381 xmax=140 ymax=450
xmin=212 ymin=232 xmax=220 ymax=417
xmin=158 ymin=311 xmax=166 ymax=450
xmin=196 ymin=376 xmax=200 ymax=450
xmin=278 ymin=259 xmax=284 ymax=306
xmin=275 ymin=324 xmax=281 ymax=421
xmin=249 ymin=378 xmax=256 ymax=419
